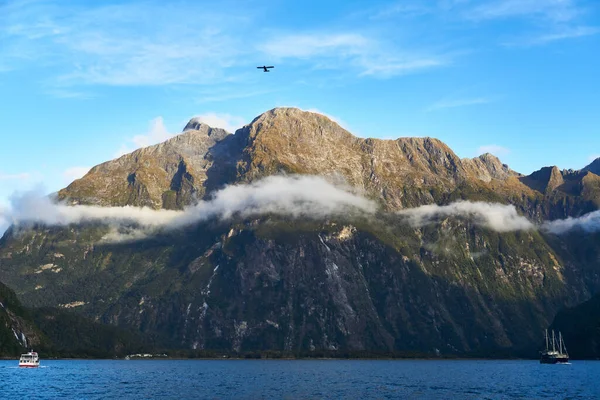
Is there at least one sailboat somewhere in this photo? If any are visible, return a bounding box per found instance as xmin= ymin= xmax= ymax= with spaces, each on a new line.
xmin=540 ymin=329 xmax=569 ymax=364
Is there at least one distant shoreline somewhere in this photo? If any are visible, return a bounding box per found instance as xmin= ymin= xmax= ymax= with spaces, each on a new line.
xmin=1 ymin=356 xmax=546 ymax=361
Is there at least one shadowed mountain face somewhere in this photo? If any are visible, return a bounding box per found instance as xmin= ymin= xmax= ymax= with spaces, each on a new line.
xmin=550 ymin=291 xmax=600 ymax=359
xmin=1 ymin=107 xmax=599 ymax=357
xmin=0 ymin=281 xmax=47 ymax=356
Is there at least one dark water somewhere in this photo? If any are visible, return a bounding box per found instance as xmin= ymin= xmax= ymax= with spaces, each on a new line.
xmin=0 ymin=359 xmax=598 ymax=399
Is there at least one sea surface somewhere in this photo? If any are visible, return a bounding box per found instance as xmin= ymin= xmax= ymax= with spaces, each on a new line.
xmin=0 ymin=359 xmax=598 ymax=399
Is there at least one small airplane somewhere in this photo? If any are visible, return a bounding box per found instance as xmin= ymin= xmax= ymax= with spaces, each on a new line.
xmin=257 ymin=65 xmax=274 ymax=72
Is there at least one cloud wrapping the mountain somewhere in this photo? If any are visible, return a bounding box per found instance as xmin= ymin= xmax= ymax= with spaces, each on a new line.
xmin=3 ymin=176 xmax=377 ymax=240
xmin=0 ymin=205 xmax=9 ymax=236
xmin=5 ymin=175 xmax=598 ymax=242
xmin=397 ymin=201 xmax=535 ymax=232
xmin=7 ymin=191 xmax=181 ymax=228
xmin=542 ymin=210 xmax=600 ymax=234
xmin=173 ymin=175 xmax=376 ymax=226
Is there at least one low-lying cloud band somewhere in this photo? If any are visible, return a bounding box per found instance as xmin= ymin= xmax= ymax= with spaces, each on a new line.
xmin=397 ymin=201 xmax=535 ymax=232
xmin=1 ymin=176 xmax=599 ymax=243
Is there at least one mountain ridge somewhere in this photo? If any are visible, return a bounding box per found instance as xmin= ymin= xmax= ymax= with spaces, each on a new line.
xmin=1 ymin=107 xmax=599 ymax=357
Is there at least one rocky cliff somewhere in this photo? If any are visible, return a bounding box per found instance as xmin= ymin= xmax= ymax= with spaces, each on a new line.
xmin=1 ymin=108 xmax=599 ymax=357
xmin=0 ymin=281 xmax=46 ymax=356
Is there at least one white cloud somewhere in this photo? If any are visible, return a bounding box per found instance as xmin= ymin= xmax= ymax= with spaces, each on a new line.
xmin=5 ymin=174 xmax=599 ymax=240
xmin=259 ymin=32 xmax=449 ymax=78
xmin=114 ymin=113 xmax=245 ymax=158
xmin=359 ymin=58 xmax=446 ymax=78
xmin=3 ymin=175 xmax=377 ymax=241
xmin=0 ymin=204 xmax=8 ymax=237
xmin=476 ymin=145 xmax=511 ymax=157
xmin=131 ymin=117 xmax=173 ymax=148
xmin=260 ymin=33 xmax=369 ymax=59
xmin=188 ymin=113 xmax=245 ymax=133
xmin=460 ymin=0 xmax=597 ymax=47
xmin=6 ymin=189 xmax=180 ymax=229
xmin=543 ymin=210 xmax=600 ymax=234
xmin=1 ymin=1 xmax=250 ymax=86
xmin=116 ymin=117 xmax=175 ymax=157
xmin=503 ymin=25 xmax=600 ymax=46
xmin=370 ymin=3 xmax=431 ymax=20
xmin=63 ymin=166 xmax=90 ymax=183
xmin=426 ymin=97 xmax=492 ymax=111
xmin=397 ymin=201 xmax=535 ymax=232
xmin=466 ymin=0 xmax=583 ymax=22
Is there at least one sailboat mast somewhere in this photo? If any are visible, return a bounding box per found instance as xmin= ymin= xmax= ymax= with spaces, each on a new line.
xmin=545 ymin=329 xmax=549 ymax=351
xmin=559 ymin=332 xmax=563 ymax=354
xmin=552 ymin=330 xmax=556 ymax=352
xmin=560 ymin=332 xmax=568 ymax=354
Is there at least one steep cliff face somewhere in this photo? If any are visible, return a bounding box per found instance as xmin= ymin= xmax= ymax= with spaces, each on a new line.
xmin=0 ymin=216 xmax=576 ymax=356
xmin=58 ymin=124 xmax=231 ymax=209
xmin=0 ymin=281 xmax=46 ymax=356
xmin=1 ymin=107 xmax=600 ymax=357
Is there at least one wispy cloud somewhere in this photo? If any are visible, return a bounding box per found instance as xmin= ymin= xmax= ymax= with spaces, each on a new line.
xmin=260 ymin=32 xmax=450 ymax=78
xmin=477 ymin=145 xmax=511 ymax=157
xmin=397 ymin=201 xmax=534 ymax=232
xmin=116 ymin=117 xmax=175 ymax=157
xmin=1 ymin=1 xmax=251 ymax=87
xmin=543 ymin=210 xmax=600 ymax=234
xmin=2 ymin=1 xmax=455 ymax=86
xmin=465 ymin=0 xmax=584 ymax=22
xmin=259 ymin=33 xmax=369 ymax=59
xmin=5 ymin=174 xmax=600 ymax=240
xmin=426 ymin=97 xmax=492 ymax=111
xmin=4 ymin=175 xmax=377 ymax=241
xmin=370 ymin=3 xmax=431 ymax=20
xmin=461 ymin=0 xmax=598 ymax=46
xmin=115 ymin=113 xmax=245 ymax=158
xmin=503 ymin=25 xmax=600 ymax=46
xmin=359 ymin=58 xmax=447 ymax=78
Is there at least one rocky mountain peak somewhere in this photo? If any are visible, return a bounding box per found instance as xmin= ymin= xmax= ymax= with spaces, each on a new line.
xmin=520 ymin=165 xmax=564 ymax=194
xmin=183 ymin=118 xmax=230 ymax=137
xmin=58 ymin=121 xmax=234 ymax=209
xmin=246 ymin=107 xmax=352 ymax=141
xmin=54 ymin=107 xmax=600 ymax=217
xmin=460 ymin=152 xmax=517 ymax=183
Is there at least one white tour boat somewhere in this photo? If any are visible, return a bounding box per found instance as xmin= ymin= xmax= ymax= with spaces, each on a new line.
xmin=19 ymin=350 xmax=40 ymax=368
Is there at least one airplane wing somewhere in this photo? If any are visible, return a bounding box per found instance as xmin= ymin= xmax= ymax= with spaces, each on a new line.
xmin=257 ymin=66 xmax=264 ymax=69
xmin=266 ymin=66 xmax=274 ymax=68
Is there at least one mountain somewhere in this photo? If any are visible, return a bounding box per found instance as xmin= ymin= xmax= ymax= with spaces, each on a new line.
xmin=0 ymin=281 xmax=47 ymax=356
xmin=1 ymin=107 xmax=599 ymax=357
xmin=58 ymin=123 xmax=231 ymax=209
xmin=550 ymin=293 xmax=600 ymax=359
xmin=1 ymin=278 xmax=157 ymax=358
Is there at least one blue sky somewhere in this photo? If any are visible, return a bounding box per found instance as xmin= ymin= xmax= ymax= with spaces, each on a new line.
xmin=1 ymin=0 xmax=599 ymax=210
